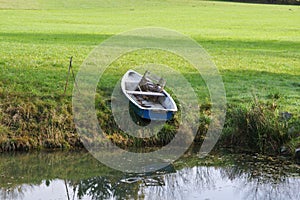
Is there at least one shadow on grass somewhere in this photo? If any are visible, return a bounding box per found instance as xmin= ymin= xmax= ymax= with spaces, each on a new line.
xmin=0 ymin=32 xmax=111 ymax=45
xmin=1 ymin=32 xmax=299 ymax=52
xmin=220 ymin=69 xmax=300 ymax=102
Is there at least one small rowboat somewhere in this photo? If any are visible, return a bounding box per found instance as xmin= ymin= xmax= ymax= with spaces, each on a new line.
xmin=121 ymin=70 xmax=177 ymax=120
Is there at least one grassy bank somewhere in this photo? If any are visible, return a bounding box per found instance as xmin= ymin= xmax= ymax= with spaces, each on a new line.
xmin=0 ymin=0 xmax=299 ymax=155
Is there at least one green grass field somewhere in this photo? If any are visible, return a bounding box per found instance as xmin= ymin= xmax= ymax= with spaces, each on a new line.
xmin=0 ymin=0 xmax=299 ymax=152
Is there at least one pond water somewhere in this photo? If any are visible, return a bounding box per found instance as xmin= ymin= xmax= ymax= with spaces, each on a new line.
xmin=0 ymin=151 xmax=299 ymax=200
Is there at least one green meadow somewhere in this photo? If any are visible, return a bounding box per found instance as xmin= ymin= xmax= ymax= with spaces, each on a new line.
xmin=0 ymin=0 xmax=299 ymax=153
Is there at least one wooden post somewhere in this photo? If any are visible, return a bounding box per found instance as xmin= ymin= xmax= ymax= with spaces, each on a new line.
xmin=63 ymin=56 xmax=80 ymax=96
xmin=63 ymin=57 xmax=72 ymax=96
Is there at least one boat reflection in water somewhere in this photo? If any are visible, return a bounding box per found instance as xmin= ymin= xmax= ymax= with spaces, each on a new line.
xmin=0 ymin=152 xmax=299 ymax=200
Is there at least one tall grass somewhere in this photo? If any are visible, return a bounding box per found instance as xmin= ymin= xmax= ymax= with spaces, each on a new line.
xmin=222 ymin=96 xmax=299 ymax=155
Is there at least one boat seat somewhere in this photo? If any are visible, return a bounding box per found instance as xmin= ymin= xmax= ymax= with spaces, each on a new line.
xmin=126 ymin=90 xmax=165 ymax=96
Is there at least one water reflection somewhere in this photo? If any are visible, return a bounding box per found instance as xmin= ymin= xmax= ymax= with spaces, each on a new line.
xmin=0 ymin=152 xmax=299 ymax=200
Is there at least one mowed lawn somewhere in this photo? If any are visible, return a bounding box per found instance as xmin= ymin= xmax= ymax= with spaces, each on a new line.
xmin=0 ymin=0 xmax=299 ymax=115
